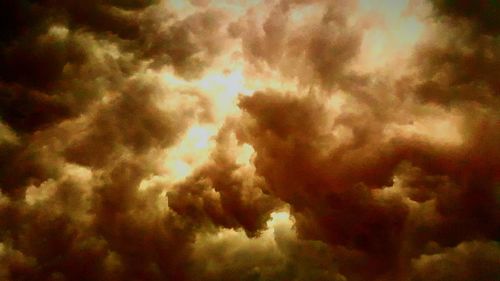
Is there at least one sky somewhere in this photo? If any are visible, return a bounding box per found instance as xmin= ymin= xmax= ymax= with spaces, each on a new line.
xmin=0 ymin=0 xmax=499 ymax=281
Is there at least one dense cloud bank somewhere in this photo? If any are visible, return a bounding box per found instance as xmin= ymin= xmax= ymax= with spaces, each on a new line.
xmin=0 ymin=0 xmax=498 ymax=280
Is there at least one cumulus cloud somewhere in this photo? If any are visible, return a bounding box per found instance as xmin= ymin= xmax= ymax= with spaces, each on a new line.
xmin=168 ymin=119 xmax=279 ymax=236
xmin=411 ymin=240 xmax=500 ymax=281
xmin=0 ymin=0 xmax=498 ymax=281
xmin=229 ymin=0 xmax=363 ymax=90
xmin=189 ymin=210 xmax=347 ymax=281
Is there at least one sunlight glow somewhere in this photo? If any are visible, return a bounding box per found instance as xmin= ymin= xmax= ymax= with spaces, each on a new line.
xmin=162 ymin=124 xmax=218 ymax=182
xmin=267 ymin=210 xmax=293 ymax=230
xmin=235 ymin=143 xmax=255 ymax=165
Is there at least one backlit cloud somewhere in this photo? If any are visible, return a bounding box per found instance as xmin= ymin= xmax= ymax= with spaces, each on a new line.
xmin=0 ymin=0 xmax=498 ymax=280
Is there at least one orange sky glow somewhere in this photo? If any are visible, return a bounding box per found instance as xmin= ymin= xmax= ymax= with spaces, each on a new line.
xmin=0 ymin=0 xmax=499 ymax=280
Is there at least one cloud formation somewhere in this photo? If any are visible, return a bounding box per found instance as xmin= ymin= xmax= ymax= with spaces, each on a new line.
xmin=0 ymin=0 xmax=498 ymax=281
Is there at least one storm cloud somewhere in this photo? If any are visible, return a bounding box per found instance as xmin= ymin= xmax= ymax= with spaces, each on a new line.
xmin=0 ymin=0 xmax=498 ymax=281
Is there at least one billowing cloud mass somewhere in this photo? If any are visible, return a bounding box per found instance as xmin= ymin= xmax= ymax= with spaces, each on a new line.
xmin=0 ymin=0 xmax=498 ymax=280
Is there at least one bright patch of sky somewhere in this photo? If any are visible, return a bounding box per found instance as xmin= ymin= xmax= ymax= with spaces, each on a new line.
xmin=357 ymin=0 xmax=425 ymax=71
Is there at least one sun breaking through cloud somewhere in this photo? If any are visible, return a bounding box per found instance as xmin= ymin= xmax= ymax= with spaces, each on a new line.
xmin=0 ymin=0 xmax=499 ymax=280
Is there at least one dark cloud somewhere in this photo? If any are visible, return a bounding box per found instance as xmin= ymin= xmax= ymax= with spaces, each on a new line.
xmin=189 ymin=216 xmax=347 ymax=281
xmin=0 ymin=29 xmax=110 ymax=134
xmin=232 ymin=3 xmax=499 ymax=280
xmin=229 ymin=0 xmax=362 ymax=90
xmin=0 ymin=0 xmax=230 ymax=280
xmin=237 ymin=90 xmax=412 ymax=279
xmin=411 ymin=240 xmax=500 ymax=281
xmin=0 ymin=157 xmax=197 ymax=281
xmin=168 ymin=120 xmax=279 ymax=236
xmin=430 ymin=0 xmax=500 ymax=34
xmin=64 ymin=77 xmax=192 ymax=168
xmin=0 ymin=0 xmax=499 ymax=281
xmin=403 ymin=0 xmax=500 ymax=263
xmin=90 ymin=159 xmax=195 ymax=281
xmin=0 ymin=0 xmax=227 ymax=133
